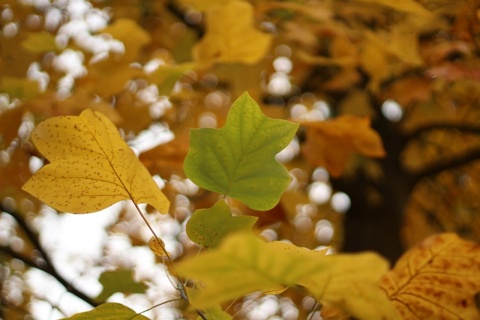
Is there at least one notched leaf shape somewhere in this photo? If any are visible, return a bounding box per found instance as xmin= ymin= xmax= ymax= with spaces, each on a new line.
xmin=22 ymin=109 xmax=169 ymax=214
xmin=187 ymin=200 xmax=257 ymax=248
xmin=177 ymin=232 xmax=327 ymax=308
xmin=61 ymin=302 xmax=149 ymax=320
xmin=184 ymin=92 xmax=299 ymax=210
xmin=193 ymin=1 xmax=273 ymax=66
xmin=381 ymin=233 xmax=480 ymax=320
xmin=300 ymin=115 xmax=385 ymax=177
xmin=95 ymin=269 xmax=148 ymax=302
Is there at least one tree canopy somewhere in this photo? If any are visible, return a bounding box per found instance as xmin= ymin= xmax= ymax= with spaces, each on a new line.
xmin=1 ymin=0 xmax=480 ymax=319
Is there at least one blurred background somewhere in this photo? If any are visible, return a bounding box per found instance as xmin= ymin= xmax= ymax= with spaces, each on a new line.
xmin=1 ymin=0 xmax=480 ymax=318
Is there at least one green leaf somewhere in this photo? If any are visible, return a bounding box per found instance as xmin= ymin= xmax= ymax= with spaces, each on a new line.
xmin=187 ymin=200 xmax=257 ymax=248
xmin=184 ymin=92 xmax=298 ymax=210
xmin=61 ymin=302 xmax=149 ymax=320
xmin=95 ymin=269 xmax=148 ymax=302
xmin=177 ymin=232 xmax=327 ymax=308
xmin=299 ymin=253 xmax=400 ymax=319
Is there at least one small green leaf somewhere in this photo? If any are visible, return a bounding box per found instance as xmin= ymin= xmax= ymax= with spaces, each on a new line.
xmin=187 ymin=200 xmax=257 ymax=248
xmin=61 ymin=302 xmax=149 ymax=320
xmin=184 ymin=92 xmax=298 ymax=210
xmin=96 ymin=269 xmax=148 ymax=302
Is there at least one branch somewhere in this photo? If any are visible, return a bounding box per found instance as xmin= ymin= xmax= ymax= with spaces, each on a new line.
xmin=409 ymin=147 xmax=480 ymax=185
xmin=166 ymin=0 xmax=204 ymax=36
xmin=404 ymin=122 xmax=480 ymax=141
xmin=0 ymin=205 xmax=100 ymax=308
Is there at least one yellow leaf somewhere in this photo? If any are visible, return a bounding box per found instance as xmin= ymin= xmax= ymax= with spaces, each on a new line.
xmin=299 ymin=253 xmax=401 ymax=320
xmin=100 ymin=18 xmax=150 ymax=62
xmin=381 ymin=233 xmax=480 ymax=319
xmin=22 ymin=31 xmax=58 ymax=53
xmin=148 ymin=236 xmax=169 ymax=257
xmin=22 ymin=110 xmax=169 ymax=214
xmin=177 ymin=232 xmax=328 ymax=308
xmin=359 ymin=41 xmax=390 ymax=93
xmin=0 ymin=76 xmax=40 ymax=100
xmin=193 ymin=1 xmax=273 ymax=66
xmin=300 ymin=115 xmax=386 ymax=177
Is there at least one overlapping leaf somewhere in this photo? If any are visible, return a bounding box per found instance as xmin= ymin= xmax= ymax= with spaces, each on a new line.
xmin=22 ymin=109 xmax=169 ymax=213
xmin=300 ymin=115 xmax=385 ymax=177
xmin=184 ymin=92 xmax=298 ymax=210
xmin=381 ymin=233 xmax=480 ymax=319
xmin=61 ymin=302 xmax=149 ymax=320
xmin=187 ymin=200 xmax=257 ymax=248
xmin=299 ymin=253 xmax=400 ymax=319
xmin=177 ymin=232 xmax=328 ymax=308
xmin=193 ymin=1 xmax=273 ymax=66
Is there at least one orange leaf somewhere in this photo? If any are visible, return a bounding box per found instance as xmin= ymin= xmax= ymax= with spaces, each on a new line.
xmin=381 ymin=233 xmax=480 ymax=319
xmin=300 ymin=115 xmax=385 ymax=177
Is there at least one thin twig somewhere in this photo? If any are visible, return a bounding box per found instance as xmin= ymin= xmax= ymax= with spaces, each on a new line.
xmin=131 ymin=202 xmax=207 ymax=320
xmin=403 ymin=122 xmax=480 ymax=141
xmin=409 ymin=147 xmax=480 ymax=185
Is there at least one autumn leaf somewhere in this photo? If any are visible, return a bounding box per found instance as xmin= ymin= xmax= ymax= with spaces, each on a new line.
xmin=300 ymin=115 xmax=385 ymax=177
xmin=196 ymin=304 xmax=232 ymax=320
xmin=148 ymin=236 xmax=168 ymax=257
xmin=95 ymin=269 xmax=148 ymax=302
xmin=177 ymin=232 xmax=328 ymax=308
xmin=299 ymin=253 xmax=401 ymax=320
xmin=0 ymin=76 xmax=40 ymax=100
xmin=139 ymin=132 xmax=189 ymax=178
xmin=22 ymin=109 xmax=169 ymax=214
xmin=81 ymin=18 xmax=150 ymax=96
xmin=100 ymin=18 xmax=150 ymax=62
xmin=380 ymin=233 xmax=480 ymax=319
xmin=186 ymin=200 xmax=257 ymax=248
xmin=193 ymin=1 xmax=273 ymax=66
xmin=147 ymin=62 xmax=196 ymax=96
xmin=61 ymin=302 xmax=149 ymax=320
xmin=22 ymin=31 xmax=58 ymax=53
xmin=0 ymin=106 xmax=24 ymax=149
xmin=184 ymin=92 xmax=299 ymax=210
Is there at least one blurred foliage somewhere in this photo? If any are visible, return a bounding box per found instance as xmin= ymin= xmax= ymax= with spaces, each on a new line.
xmin=1 ymin=0 xmax=480 ymax=319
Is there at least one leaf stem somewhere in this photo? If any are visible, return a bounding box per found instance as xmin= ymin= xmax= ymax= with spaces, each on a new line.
xmin=131 ymin=202 xmax=207 ymax=320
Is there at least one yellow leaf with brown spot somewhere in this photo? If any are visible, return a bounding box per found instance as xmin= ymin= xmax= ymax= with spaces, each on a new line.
xmin=381 ymin=233 xmax=480 ymax=319
xmin=22 ymin=109 xmax=169 ymax=214
xmin=193 ymin=1 xmax=273 ymax=66
xmin=148 ymin=236 xmax=169 ymax=257
xmin=300 ymin=115 xmax=386 ymax=177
